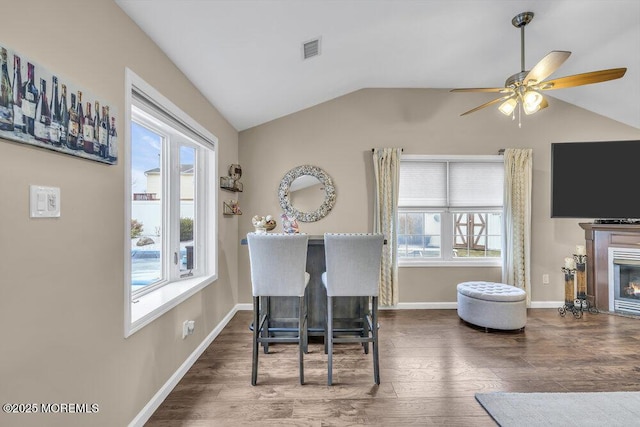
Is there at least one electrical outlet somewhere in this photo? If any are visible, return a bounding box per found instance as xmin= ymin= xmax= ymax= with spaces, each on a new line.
xmin=182 ymin=320 xmax=195 ymax=339
xmin=542 ymin=274 xmax=550 ymax=285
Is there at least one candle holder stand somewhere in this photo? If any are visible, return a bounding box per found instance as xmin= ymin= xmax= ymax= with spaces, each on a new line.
xmin=559 ymin=254 xmax=598 ymax=318
xmin=558 ymin=267 xmax=582 ymax=318
xmin=574 ymin=254 xmax=587 ymax=299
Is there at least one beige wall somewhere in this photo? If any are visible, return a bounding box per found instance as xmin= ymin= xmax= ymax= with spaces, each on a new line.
xmin=1 ymin=2 xmax=639 ymax=425
xmin=0 ymin=1 xmax=239 ymax=426
xmin=238 ymin=88 xmax=640 ymax=304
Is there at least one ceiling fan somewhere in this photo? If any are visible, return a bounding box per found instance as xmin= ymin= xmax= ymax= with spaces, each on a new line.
xmin=451 ymin=11 xmax=627 ymax=118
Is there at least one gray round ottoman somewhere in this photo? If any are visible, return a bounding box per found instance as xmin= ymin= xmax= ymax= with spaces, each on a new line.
xmin=457 ymin=281 xmax=527 ymax=331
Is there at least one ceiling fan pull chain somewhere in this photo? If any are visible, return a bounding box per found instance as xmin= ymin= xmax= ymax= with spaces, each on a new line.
xmin=518 ymin=103 xmax=522 ymax=128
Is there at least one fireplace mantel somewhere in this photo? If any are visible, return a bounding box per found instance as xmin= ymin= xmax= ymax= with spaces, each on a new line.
xmin=579 ymin=222 xmax=640 ymax=311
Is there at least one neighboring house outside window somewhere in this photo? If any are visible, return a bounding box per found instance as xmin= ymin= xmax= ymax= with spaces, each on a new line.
xmin=398 ymin=155 xmax=504 ymax=267
xmin=125 ymin=69 xmax=217 ymax=336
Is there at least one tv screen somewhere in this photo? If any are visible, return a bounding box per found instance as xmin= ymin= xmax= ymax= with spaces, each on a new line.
xmin=551 ymin=140 xmax=640 ymax=220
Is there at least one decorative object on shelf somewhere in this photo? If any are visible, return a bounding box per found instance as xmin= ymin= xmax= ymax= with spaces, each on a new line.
xmin=0 ymin=43 xmax=118 ymax=164
xmin=223 ymin=199 xmax=241 ymax=215
xmin=220 ymin=163 xmax=243 ymax=192
xmin=281 ymin=213 xmax=299 ymax=234
xmin=251 ymin=215 xmax=275 ymax=234
xmin=278 ymin=164 xmax=336 ymax=222
xmin=265 ymin=216 xmax=276 ymax=231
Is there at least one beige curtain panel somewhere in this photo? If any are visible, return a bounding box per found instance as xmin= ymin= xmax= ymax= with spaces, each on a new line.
xmin=502 ymin=148 xmax=533 ymax=306
xmin=372 ymin=148 xmax=402 ymax=306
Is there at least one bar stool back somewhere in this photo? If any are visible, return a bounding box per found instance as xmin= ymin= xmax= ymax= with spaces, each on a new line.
xmin=322 ymin=233 xmax=384 ymax=385
xmin=247 ymin=233 xmax=310 ymax=385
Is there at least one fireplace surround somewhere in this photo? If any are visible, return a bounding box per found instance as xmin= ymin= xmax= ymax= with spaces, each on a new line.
xmin=580 ymin=223 xmax=640 ymax=312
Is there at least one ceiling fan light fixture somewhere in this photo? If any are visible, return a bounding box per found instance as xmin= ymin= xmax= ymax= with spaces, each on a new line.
xmin=451 ymin=11 xmax=627 ymax=121
xmin=498 ymin=98 xmax=517 ymax=116
xmin=523 ymin=90 xmax=544 ymax=115
xmin=539 ymin=97 xmax=549 ymax=111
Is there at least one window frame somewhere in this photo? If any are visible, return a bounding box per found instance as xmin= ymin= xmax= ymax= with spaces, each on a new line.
xmin=124 ymin=68 xmax=218 ymax=337
xmin=129 ymin=110 xmax=206 ymax=298
xmin=398 ymin=155 xmax=503 ymax=268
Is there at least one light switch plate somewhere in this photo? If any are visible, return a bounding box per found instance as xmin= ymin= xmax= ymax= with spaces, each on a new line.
xmin=30 ymin=185 xmax=61 ymax=218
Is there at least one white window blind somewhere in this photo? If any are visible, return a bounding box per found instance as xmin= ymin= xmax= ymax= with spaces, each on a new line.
xmin=399 ymin=158 xmax=504 ymax=208
xmin=132 ymin=85 xmax=216 ymax=150
xmin=398 ymin=161 xmax=447 ymax=207
xmin=449 ymin=162 xmax=503 ymax=207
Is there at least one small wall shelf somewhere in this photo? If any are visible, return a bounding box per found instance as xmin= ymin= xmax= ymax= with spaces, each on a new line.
xmin=220 ymin=164 xmax=243 ymax=192
xmin=220 ymin=177 xmax=243 ymax=192
xmin=223 ymin=200 xmax=241 ymax=216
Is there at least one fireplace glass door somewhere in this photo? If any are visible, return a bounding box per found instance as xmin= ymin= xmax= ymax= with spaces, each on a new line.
xmin=611 ymin=257 xmax=640 ymax=315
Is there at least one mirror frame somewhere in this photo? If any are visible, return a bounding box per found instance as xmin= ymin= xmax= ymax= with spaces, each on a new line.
xmin=278 ymin=165 xmax=336 ymax=222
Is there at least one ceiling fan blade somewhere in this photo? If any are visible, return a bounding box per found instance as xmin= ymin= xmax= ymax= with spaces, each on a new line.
xmin=460 ymin=95 xmax=513 ymax=116
xmin=450 ymin=87 xmax=511 ymax=93
xmin=523 ymin=51 xmax=571 ymax=85
xmin=538 ymin=68 xmax=627 ymax=90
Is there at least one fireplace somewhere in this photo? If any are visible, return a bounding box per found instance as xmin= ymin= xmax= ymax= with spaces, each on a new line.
xmin=580 ymin=223 xmax=640 ymax=311
xmin=608 ymin=247 xmax=640 ymax=315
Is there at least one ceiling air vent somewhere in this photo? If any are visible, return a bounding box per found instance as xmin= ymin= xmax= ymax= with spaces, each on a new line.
xmin=302 ymin=37 xmax=321 ymax=60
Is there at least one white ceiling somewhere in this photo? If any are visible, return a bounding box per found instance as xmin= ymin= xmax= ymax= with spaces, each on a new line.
xmin=115 ymin=0 xmax=640 ymax=131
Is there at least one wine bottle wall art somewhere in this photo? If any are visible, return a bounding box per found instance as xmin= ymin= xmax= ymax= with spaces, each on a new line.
xmin=0 ymin=43 xmax=118 ymax=165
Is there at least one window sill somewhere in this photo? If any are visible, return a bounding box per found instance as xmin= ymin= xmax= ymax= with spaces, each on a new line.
xmin=399 ymin=259 xmax=502 ymax=268
xmin=126 ymin=274 xmax=216 ymax=337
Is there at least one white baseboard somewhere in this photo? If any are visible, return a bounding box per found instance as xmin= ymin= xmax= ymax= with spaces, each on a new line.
xmin=529 ymin=301 xmax=564 ymax=308
xmin=128 ymin=304 xmax=241 ymax=427
xmin=381 ymin=301 xmax=565 ymax=310
xmin=238 ymin=301 xmax=563 ymax=310
xmin=383 ymin=302 xmax=458 ymax=310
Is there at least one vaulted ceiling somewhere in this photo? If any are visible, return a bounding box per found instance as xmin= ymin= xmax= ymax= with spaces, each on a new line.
xmin=115 ymin=0 xmax=640 ymax=131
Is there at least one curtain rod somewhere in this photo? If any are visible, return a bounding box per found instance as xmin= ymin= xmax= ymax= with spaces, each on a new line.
xmin=371 ymin=148 xmax=404 ymax=152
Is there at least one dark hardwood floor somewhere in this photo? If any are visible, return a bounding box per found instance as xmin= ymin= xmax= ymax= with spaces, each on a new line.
xmin=146 ymin=308 xmax=640 ymax=426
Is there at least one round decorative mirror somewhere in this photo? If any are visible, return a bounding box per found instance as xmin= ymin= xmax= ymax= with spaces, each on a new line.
xmin=278 ymin=165 xmax=336 ymax=222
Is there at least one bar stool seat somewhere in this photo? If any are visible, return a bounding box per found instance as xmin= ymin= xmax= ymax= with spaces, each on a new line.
xmin=247 ymin=233 xmax=310 ymax=385
xmin=322 ymin=233 xmax=384 ymax=385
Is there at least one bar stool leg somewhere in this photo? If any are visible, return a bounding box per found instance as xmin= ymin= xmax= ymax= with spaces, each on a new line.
xmin=324 ymin=303 xmax=328 ymax=355
xmin=302 ymin=293 xmax=309 ymax=354
xmin=298 ymin=295 xmax=305 ymax=385
xmin=362 ymin=297 xmax=370 ymax=355
xmin=327 ymin=295 xmax=334 ymax=385
xmin=372 ymin=296 xmax=380 ymax=385
xmin=251 ymin=296 xmax=260 ymax=386
xmin=262 ymin=296 xmax=270 ymax=354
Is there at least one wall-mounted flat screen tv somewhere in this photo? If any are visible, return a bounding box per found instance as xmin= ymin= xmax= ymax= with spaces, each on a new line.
xmin=551 ymin=140 xmax=640 ymax=220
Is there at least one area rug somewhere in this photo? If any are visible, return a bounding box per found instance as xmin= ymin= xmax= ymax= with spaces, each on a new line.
xmin=475 ymin=391 xmax=640 ymax=427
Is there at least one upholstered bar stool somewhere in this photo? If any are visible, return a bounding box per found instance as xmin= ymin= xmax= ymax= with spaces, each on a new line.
xmin=247 ymin=233 xmax=310 ymax=385
xmin=322 ymin=233 xmax=384 ymax=385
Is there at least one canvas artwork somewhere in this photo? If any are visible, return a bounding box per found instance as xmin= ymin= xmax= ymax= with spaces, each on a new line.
xmin=0 ymin=43 xmax=118 ymax=165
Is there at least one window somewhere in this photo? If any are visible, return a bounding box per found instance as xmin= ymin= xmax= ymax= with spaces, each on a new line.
xmin=125 ymin=69 xmax=217 ymax=336
xmin=398 ymin=155 xmax=503 ymax=266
